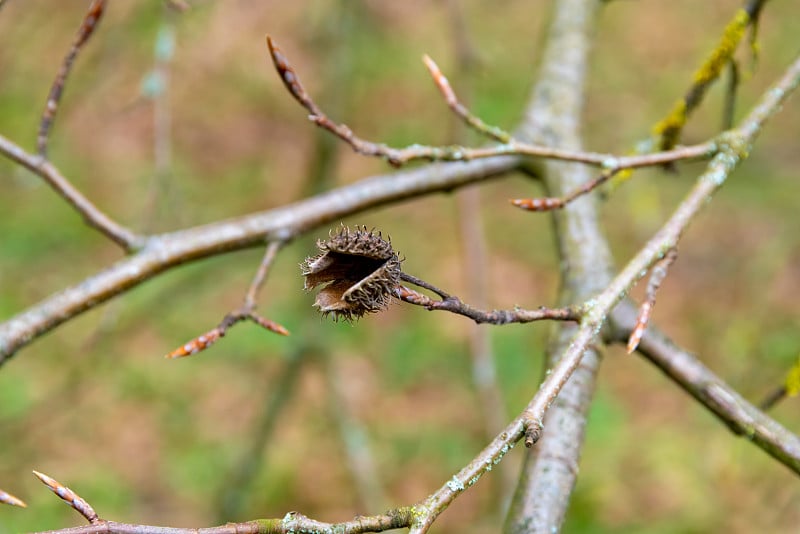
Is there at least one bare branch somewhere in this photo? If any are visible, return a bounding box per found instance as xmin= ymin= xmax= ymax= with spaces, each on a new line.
xmin=0 ymin=134 xmax=143 ymax=250
xmin=243 ymin=241 xmax=283 ymax=311
xmin=422 ymin=54 xmax=511 ymax=143
xmin=37 ymin=0 xmax=107 ymax=157
xmin=165 ymin=309 xmax=288 ymax=360
xmin=266 ymin=35 xmax=716 ymax=170
xmin=396 ymin=283 xmax=580 ymax=325
xmin=35 ymin=509 xmax=415 ymax=534
xmin=627 ymin=247 xmax=677 ymax=353
xmin=33 ymin=471 xmax=99 ymax=523
xmin=722 ymin=60 xmax=740 ymax=130
xmin=653 ymin=0 xmax=767 ymax=150
xmin=504 ymin=0 xmax=609 ymax=530
xmin=608 ymin=301 xmax=800 ymax=475
xmin=510 ymin=167 xmax=619 ymax=211
xmin=166 ymin=240 xmax=287 ymax=359
xmin=760 ymin=386 xmax=788 ymax=411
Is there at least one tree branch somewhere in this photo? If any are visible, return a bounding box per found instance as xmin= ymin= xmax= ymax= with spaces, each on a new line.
xmin=395 ymin=283 xmax=580 ymax=325
xmin=608 ymin=300 xmax=800 ymax=475
xmin=267 ymin=35 xmax=715 ymax=170
xmin=37 ymin=0 xmax=107 ymax=157
xmin=0 ymin=134 xmax=143 ymax=251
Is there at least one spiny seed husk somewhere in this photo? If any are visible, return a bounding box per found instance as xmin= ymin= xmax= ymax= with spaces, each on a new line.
xmin=302 ymin=226 xmax=402 ymax=321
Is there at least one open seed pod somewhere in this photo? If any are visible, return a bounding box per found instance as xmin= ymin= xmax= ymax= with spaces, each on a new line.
xmin=302 ymin=226 xmax=402 ymax=321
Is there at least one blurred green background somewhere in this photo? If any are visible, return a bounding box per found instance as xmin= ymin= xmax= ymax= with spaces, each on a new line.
xmin=0 ymin=1 xmax=798 ymax=532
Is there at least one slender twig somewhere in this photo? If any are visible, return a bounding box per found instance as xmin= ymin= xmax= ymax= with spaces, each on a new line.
xmin=33 ymin=471 xmax=99 ymax=523
xmin=165 ymin=309 xmax=288 ymax=359
xmin=608 ymin=300 xmax=800 ymax=475
xmin=267 ymin=35 xmax=717 ymax=169
xmin=35 ymin=509 xmax=415 ymax=534
xmin=510 ymin=167 xmax=620 ymax=211
xmin=0 ymin=488 xmax=26 ymax=508
xmin=722 ymin=60 xmax=740 ymax=130
xmin=165 ymin=240 xmax=288 ymax=359
xmin=627 ymin=247 xmax=677 ymax=353
xmin=0 ymin=134 xmax=143 ymax=250
xmin=243 ymin=241 xmax=283 ymax=310
xmin=653 ymin=0 xmax=767 ymax=151
xmin=396 ymin=275 xmax=581 ymax=325
xmin=760 ymin=352 xmax=800 ymax=410
xmin=423 ymin=55 xmax=511 ymax=143
xmin=37 ymin=0 xmax=107 ymax=157
xmin=760 ymin=386 xmax=787 ymax=410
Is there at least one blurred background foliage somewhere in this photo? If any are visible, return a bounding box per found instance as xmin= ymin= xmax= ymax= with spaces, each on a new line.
xmin=0 ymin=1 xmax=798 ymax=532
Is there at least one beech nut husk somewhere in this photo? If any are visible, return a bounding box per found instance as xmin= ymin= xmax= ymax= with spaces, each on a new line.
xmin=302 ymin=226 xmax=402 ymax=321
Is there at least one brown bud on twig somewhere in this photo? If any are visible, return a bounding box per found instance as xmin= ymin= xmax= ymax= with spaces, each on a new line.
xmin=32 ymin=470 xmax=99 ymax=523
xmin=303 ymin=226 xmax=402 ymax=321
xmin=0 ymin=489 xmax=26 ymax=508
xmin=165 ymin=327 xmax=224 ymax=359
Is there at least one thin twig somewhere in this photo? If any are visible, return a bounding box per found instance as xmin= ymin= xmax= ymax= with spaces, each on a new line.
xmin=0 ymin=134 xmax=143 ymax=250
xmin=0 ymin=488 xmax=26 ymax=507
xmin=396 ymin=276 xmax=581 ymax=325
xmin=759 ymin=351 xmax=800 ymax=410
xmin=510 ymin=167 xmax=620 ymax=211
xmin=423 ymin=55 xmax=511 ymax=143
xmin=165 ymin=309 xmax=288 ymax=359
xmin=165 ymin=241 xmax=288 ymax=359
xmin=243 ymin=241 xmax=283 ymax=310
xmin=653 ymin=0 xmax=767 ymax=150
xmin=759 ymin=386 xmax=787 ymax=411
xmin=722 ymin=60 xmax=740 ymax=130
xmin=608 ymin=300 xmax=800 ymax=475
xmin=33 ymin=471 xmax=99 ymax=523
xmin=37 ymin=0 xmax=107 ymax=157
xmin=627 ymin=247 xmax=677 ymax=353
xmin=36 ymin=509 xmax=415 ymax=534
xmin=266 ymin=35 xmax=717 ymax=169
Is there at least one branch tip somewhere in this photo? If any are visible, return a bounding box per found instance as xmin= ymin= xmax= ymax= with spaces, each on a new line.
xmin=32 ymin=470 xmax=99 ymax=523
xmin=165 ymin=327 xmax=224 ymax=359
xmin=0 ymin=489 xmax=26 ymax=508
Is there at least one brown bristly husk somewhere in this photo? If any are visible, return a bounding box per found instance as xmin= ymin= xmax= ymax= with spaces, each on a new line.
xmin=302 ymin=226 xmax=402 ymax=321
